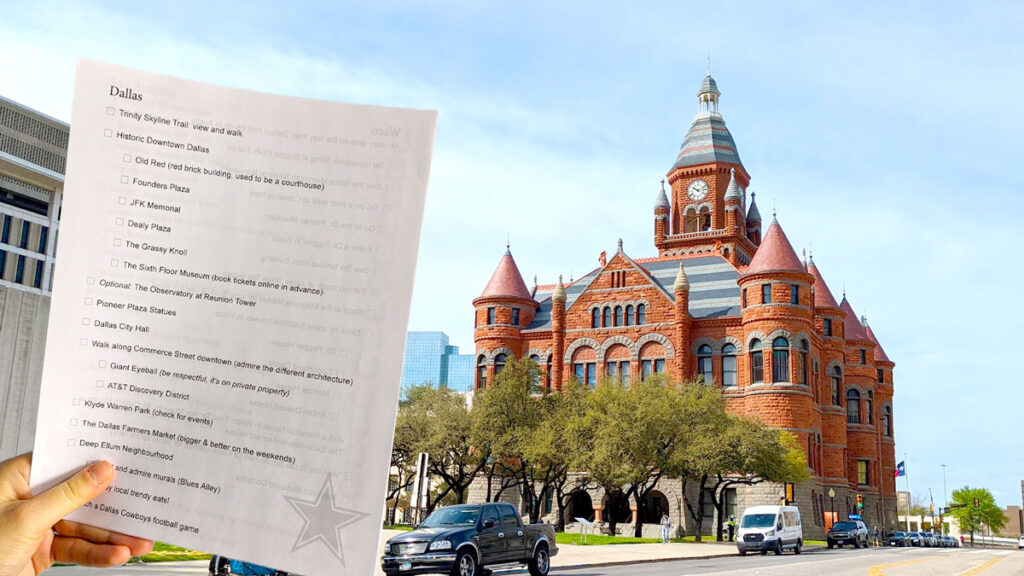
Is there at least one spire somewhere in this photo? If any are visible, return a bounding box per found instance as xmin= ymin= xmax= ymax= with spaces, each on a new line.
xmin=807 ymin=256 xmax=840 ymax=308
xmin=552 ymin=275 xmax=566 ymax=302
xmin=655 ymin=179 xmax=670 ymax=211
xmin=746 ymin=191 xmax=762 ymax=222
xmin=724 ymin=167 xmax=742 ymax=202
xmin=839 ymin=296 xmax=870 ymax=341
xmin=479 ymin=249 xmax=532 ymax=300
xmin=617 ymin=238 xmax=624 ymax=253
xmin=673 ymin=262 xmax=690 ymax=292
xmin=744 ymin=219 xmax=804 ymax=276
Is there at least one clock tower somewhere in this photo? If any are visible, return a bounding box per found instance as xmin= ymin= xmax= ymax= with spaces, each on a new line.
xmin=654 ymin=73 xmax=761 ymax=265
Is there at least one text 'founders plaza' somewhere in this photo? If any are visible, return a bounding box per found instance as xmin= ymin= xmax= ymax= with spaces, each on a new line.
xmin=470 ymin=73 xmax=897 ymax=538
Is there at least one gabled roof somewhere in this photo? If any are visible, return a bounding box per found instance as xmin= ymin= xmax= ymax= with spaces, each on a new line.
xmin=839 ymin=297 xmax=870 ymax=341
xmin=863 ymin=319 xmax=892 ymax=363
xmin=743 ymin=219 xmax=805 ymax=276
xmin=478 ymin=249 xmax=532 ymax=300
xmin=807 ymin=259 xmax=840 ymax=308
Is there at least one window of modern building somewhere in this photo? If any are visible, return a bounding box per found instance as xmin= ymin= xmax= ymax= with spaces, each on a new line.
xmin=487 ymin=307 xmax=495 ymax=325
xmin=33 ymin=227 xmax=47 ymax=289
xmin=614 ymin=305 xmax=623 ymax=327
xmin=625 ymin=305 xmax=634 ymax=326
xmin=511 ymin=308 xmax=520 ymax=326
xmin=697 ymin=344 xmax=713 ymax=384
xmin=0 ymin=216 xmax=10 ymax=272
xmin=866 ymin=390 xmax=874 ymax=424
xmin=824 ymin=318 xmax=832 ymax=337
xmin=846 ymin=389 xmax=861 ymax=424
xmin=750 ymin=339 xmax=764 ymax=383
xmin=831 ymin=366 xmax=842 ymax=406
xmin=636 ymin=304 xmax=646 ymax=325
xmin=721 ymin=343 xmax=737 ymax=386
xmin=877 ymin=368 xmax=884 ymax=383
xmin=495 ymin=353 xmax=507 ymax=375
xmin=857 ymin=460 xmax=869 ymax=486
xmin=772 ymin=337 xmax=789 ymax=382
xmin=592 ymin=308 xmax=600 ymax=328
xmin=883 ymin=406 xmax=892 ymax=437
xmin=859 ymin=349 xmax=866 ymax=364
xmin=799 ymin=340 xmax=809 ymax=384
xmin=790 ymin=284 xmax=800 ymax=305
xmin=477 ymin=355 xmax=487 ymax=388
xmin=14 ymin=220 xmax=29 ymax=284
xmin=602 ymin=306 xmax=611 ymax=328
xmin=761 ymin=284 xmax=772 ymax=304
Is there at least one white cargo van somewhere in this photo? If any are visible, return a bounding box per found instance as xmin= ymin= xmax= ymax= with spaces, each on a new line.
xmin=735 ymin=505 xmax=803 ymax=555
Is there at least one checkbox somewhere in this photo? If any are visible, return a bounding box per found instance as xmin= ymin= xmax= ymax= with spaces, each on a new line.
xmin=104 ymin=129 xmax=112 ymax=137
xmin=115 ymin=217 xmax=124 ymax=225
xmin=84 ymin=297 xmax=93 ymax=305
xmin=118 ymin=196 xmax=127 ymax=205
xmin=96 ymin=380 xmax=105 ymax=388
xmin=73 ymin=398 xmax=81 ymax=406
xmin=87 ymin=276 xmax=96 ymax=285
xmin=98 ymin=360 xmax=107 ymax=368
xmin=123 ymin=154 xmax=132 ymax=163
xmin=70 ymin=419 xmax=78 ymax=426
xmin=68 ymin=438 xmax=77 ymax=447
xmin=81 ymin=317 xmax=91 ymax=326
xmin=110 ymin=259 xmax=119 ymax=267
xmin=106 ymin=106 xmax=115 ymax=116
xmin=113 ymin=238 xmax=122 ymax=247
xmin=120 ymin=176 xmax=129 ymax=184
xmin=79 ymin=338 xmax=88 ymax=346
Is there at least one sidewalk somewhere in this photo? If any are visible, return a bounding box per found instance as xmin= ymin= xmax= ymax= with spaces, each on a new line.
xmin=376 ymin=530 xmax=738 ymax=574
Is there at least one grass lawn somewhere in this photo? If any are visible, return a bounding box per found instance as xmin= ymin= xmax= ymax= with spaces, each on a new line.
xmin=556 ymin=533 xmax=662 ymax=545
xmin=137 ymin=542 xmax=211 ymax=563
xmin=383 ymin=524 xmax=415 ymax=531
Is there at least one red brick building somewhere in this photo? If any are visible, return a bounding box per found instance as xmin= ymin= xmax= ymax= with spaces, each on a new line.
xmin=471 ymin=74 xmax=898 ymax=536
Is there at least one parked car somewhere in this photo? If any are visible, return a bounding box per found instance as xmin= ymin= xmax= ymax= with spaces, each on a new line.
xmin=207 ymin=556 xmax=286 ymax=576
xmin=735 ymin=505 xmax=803 ymax=556
xmin=381 ymin=502 xmax=557 ymax=576
xmin=907 ymin=532 xmax=922 ymax=547
xmin=1018 ymin=535 xmax=1024 ymax=550
xmin=827 ymin=520 xmax=869 ymax=549
xmin=887 ymin=532 xmax=909 ymax=547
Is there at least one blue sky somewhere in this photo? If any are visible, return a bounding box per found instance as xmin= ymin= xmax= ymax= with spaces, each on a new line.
xmin=2 ymin=1 xmax=1022 ymax=509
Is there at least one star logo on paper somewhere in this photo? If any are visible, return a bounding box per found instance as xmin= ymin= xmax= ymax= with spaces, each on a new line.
xmin=284 ymin=474 xmax=366 ymax=565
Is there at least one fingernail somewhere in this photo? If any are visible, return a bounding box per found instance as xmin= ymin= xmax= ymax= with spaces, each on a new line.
xmin=86 ymin=461 xmax=113 ymax=485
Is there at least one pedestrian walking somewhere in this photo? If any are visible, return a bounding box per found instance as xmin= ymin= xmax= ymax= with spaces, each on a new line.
xmin=727 ymin=515 xmax=736 ymax=542
xmin=872 ymin=526 xmax=880 ymax=547
xmin=660 ymin=513 xmax=671 ymax=543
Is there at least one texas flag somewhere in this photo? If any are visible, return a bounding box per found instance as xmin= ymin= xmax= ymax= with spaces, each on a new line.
xmin=895 ymin=461 xmax=906 ymax=478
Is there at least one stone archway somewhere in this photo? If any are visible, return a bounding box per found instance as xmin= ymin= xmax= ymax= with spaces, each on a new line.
xmin=565 ymin=490 xmax=594 ymax=524
xmin=604 ymin=491 xmax=632 ymax=524
xmin=641 ymin=490 xmax=670 ymax=524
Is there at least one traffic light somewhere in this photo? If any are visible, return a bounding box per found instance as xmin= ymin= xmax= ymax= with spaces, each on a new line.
xmin=856 ymin=494 xmax=864 ymax=509
xmin=784 ymin=482 xmax=795 ymax=504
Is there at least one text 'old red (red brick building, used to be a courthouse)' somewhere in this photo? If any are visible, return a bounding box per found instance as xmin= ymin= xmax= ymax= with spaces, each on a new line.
xmin=471 ymin=73 xmax=898 ymax=538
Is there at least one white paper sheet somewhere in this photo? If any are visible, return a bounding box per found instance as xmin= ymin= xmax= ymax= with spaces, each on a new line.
xmin=31 ymin=59 xmax=436 ymax=576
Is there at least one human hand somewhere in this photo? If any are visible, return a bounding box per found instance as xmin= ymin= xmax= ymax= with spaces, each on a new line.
xmin=0 ymin=453 xmax=154 ymax=576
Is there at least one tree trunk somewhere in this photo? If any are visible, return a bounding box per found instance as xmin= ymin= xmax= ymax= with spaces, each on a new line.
xmin=633 ymin=490 xmax=645 ymax=538
xmin=555 ymin=489 xmax=567 ymax=532
xmin=486 ymin=464 xmax=495 ymax=502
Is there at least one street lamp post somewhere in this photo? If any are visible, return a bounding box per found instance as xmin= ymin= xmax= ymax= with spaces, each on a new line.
xmin=828 ymin=488 xmax=836 ymax=527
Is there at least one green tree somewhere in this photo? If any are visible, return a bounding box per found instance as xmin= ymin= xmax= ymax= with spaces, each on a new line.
xmin=949 ymin=486 xmax=1006 ymax=544
xmin=395 ymin=384 xmax=486 ymax=513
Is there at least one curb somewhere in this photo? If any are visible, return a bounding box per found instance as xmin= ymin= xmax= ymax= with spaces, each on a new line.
xmin=550 ymin=545 xmax=829 ymax=571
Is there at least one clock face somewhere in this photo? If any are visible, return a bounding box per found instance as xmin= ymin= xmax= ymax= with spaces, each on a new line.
xmin=687 ymin=179 xmax=710 ymax=201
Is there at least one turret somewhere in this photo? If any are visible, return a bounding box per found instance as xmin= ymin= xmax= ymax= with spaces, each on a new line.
xmin=654 ymin=180 xmax=670 ymax=249
xmin=724 ymin=168 xmax=743 ymax=229
xmin=551 ymin=276 xmax=567 ymax=391
xmin=472 ymin=248 xmax=538 ymax=388
xmin=746 ymin=191 xmax=762 ymax=245
xmin=673 ymin=263 xmax=692 ymax=376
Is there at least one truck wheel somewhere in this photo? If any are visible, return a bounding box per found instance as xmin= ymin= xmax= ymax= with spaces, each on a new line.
xmin=738 ymin=550 xmax=746 ymax=556
xmin=774 ymin=541 xmax=782 ymax=555
xmin=853 ymin=539 xmax=860 ymax=549
xmin=451 ymin=550 xmax=477 ymax=576
xmin=527 ymin=544 xmax=549 ymax=576
xmin=795 ymin=540 xmax=802 ymax=554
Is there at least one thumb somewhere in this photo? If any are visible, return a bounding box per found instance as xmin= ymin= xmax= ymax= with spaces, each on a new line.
xmin=23 ymin=461 xmax=114 ymax=530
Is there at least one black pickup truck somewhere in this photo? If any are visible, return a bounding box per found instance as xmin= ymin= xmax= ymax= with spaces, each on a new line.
xmin=381 ymin=502 xmax=557 ymax=576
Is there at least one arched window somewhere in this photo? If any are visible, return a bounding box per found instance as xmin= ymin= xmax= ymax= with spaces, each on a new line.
xmin=591 ymin=308 xmax=600 ymax=329
xmin=495 ymin=353 xmax=507 ymax=375
xmin=750 ymin=339 xmax=764 ymax=383
xmin=639 ymin=341 xmax=666 ymax=382
xmin=625 ymin=305 xmax=634 ymax=326
xmin=831 ymin=366 xmax=842 ymax=406
xmin=614 ymin=306 xmax=623 ymax=327
xmin=721 ymin=343 xmax=737 ymax=387
xmin=846 ymin=389 xmax=861 ymax=424
xmin=772 ymin=337 xmax=790 ymax=382
xmin=699 ymin=206 xmax=711 ymax=231
xmin=546 ymin=357 xmax=552 ymax=389
xmin=477 ymin=355 xmax=487 ymax=388
xmin=883 ymin=406 xmax=892 ymax=437
xmin=697 ymin=344 xmax=713 ymax=384
xmin=571 ymin=346 xmax=598 ymax=389
xmin=636 ymin=304 xmax=646 ymax=325
xmin=602 ymin=306 xmax=611 ymax=328
xmin=866 ymin=390 xmax=874 ymax=425
xmin=799 ymin=340 xmax=809 ymax=384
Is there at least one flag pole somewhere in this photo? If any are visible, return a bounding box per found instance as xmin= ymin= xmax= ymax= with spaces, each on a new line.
xmin=904 ymin=453 xmax=911 ymax=532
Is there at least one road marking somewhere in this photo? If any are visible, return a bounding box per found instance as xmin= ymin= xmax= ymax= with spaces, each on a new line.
xmin=954 ymin=556 xmax=1005 ymax=576
xmin=994 ymin=551 xmax=1011 ymax=556
xmin=867 ymin=556 xmax=940 ymax=576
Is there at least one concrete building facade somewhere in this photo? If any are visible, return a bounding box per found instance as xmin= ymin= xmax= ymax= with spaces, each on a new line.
xmin=469 ymin=74 xmax=898 ymax=538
